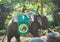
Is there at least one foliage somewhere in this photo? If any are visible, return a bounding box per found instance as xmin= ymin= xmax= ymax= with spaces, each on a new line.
xmin=0 ymin=3 xmax=12 ymax=30
xmin=55 ymin=26 xmax=60 ymax=33
xmin=0 ymin=0 xmax=59 ymax=30
xmin=0 ymin=30 xmax=6 ymax=36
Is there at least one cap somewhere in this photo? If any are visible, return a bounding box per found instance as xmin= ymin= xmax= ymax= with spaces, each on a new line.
xmin=29 ymin=37 xmax=46 ymax=42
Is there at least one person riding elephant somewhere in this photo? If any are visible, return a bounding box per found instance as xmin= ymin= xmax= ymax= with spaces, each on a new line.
xmin=28 ymin=11 xmax=35 ymax=22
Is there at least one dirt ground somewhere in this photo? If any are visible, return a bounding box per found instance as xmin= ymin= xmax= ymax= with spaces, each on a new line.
xmin=0 ymin=30 xmax=47 ymax=42
xmin=0 ymin=35 xmax=32 ymax=42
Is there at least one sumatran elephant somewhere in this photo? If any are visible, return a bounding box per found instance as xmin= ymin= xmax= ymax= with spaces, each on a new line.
xmin=29 ymin=14 xmax=50 ymax=37
xmin=35 ymin=15 xmax=50 ymax=30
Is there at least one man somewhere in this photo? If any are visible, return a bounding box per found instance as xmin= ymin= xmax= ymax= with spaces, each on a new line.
xmin=28 ymin=11 xmax=35 ymax=22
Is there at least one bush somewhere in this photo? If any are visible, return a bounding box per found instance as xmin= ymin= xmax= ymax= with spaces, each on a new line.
xmin=55 ymin=26 xmax=60 ymax=33
xmin=0 ymin=30 xmax=6 ymax=36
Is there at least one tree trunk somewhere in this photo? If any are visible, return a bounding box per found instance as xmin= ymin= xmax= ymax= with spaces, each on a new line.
xmin=0 ymin=4 xmax=11 ymax=30
xmin=52 ymin=0 xmax=60 ymax=26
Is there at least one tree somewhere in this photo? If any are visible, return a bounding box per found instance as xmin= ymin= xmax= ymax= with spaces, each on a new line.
xmin=52 ymin=0 xmax=60 ymax=26
xmin=0 ymin=3 xmax=11 ymax=30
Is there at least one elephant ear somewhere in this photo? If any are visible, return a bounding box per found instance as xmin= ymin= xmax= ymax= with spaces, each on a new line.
xmin=13 ymin=15 xmax=18 ymax=22
xmin=36 ymin=15 xmax=43 ymax=26
xmin=30 ymin=15 xmax=34 ymax=22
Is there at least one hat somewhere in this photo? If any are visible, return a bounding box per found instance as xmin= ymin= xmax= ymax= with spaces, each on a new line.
xmin=29 ymin=37 xmax=46 ymax=42
xmin=46 ymin=32 xmax=60 ymax=38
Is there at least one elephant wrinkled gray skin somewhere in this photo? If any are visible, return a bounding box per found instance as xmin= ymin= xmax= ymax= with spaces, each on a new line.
xmin=34 ymin=15 xmax=50 ymax=30
xmin=30 ymin=21 xmax=40 ymax=37
xmin=41 ymin=16 xmax=50 ymax=30
xmin=7 ymin=19 xmax=20 ymax=42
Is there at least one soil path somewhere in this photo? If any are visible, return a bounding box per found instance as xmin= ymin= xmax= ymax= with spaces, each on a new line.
xmin=0 ymin=35 xmax=31 ymax=42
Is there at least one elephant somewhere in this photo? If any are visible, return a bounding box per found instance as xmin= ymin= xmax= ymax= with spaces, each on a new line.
xmin=29 ymin=14 xmax=51 ymax=37
xmin=6 ymin=18 xmax=20 ymax=42
xmin=30 ymin=20 xmax=40 ymax=37
xmin=6 ymin=15 xmax=41 ymax=42
xmin=30 ymin=14 xmax=50 ymax=30
xmin=4 ymin=14 xmax=50 ymax=42
xmin=38 ymin=15 xmax=51 ymax=33
xmin=42 ymin=16 xmax=50 ymax=29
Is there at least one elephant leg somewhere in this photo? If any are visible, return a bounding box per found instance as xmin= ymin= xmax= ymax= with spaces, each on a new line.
xmin=15 ymin=35 xmax=20 ymax=42
xmin=30 ymin=29 xmax=38 ymax=37
xmin=30 ymin=22 xmax=40 ymax=37
xmin=7 ymin=35 xmax=13 ymax=42
xmin=32 ymin=31 xmax=38 ymax=37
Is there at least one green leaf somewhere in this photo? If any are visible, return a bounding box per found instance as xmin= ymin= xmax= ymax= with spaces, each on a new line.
xmin=0 ymin=30 xmax=6 ymax=36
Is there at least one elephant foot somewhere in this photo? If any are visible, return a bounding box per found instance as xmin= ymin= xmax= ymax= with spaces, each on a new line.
xmin=15 ymin=35 xmax=20 ymax=42
xmin=7 ymin=37 xmax=11 ymax=42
